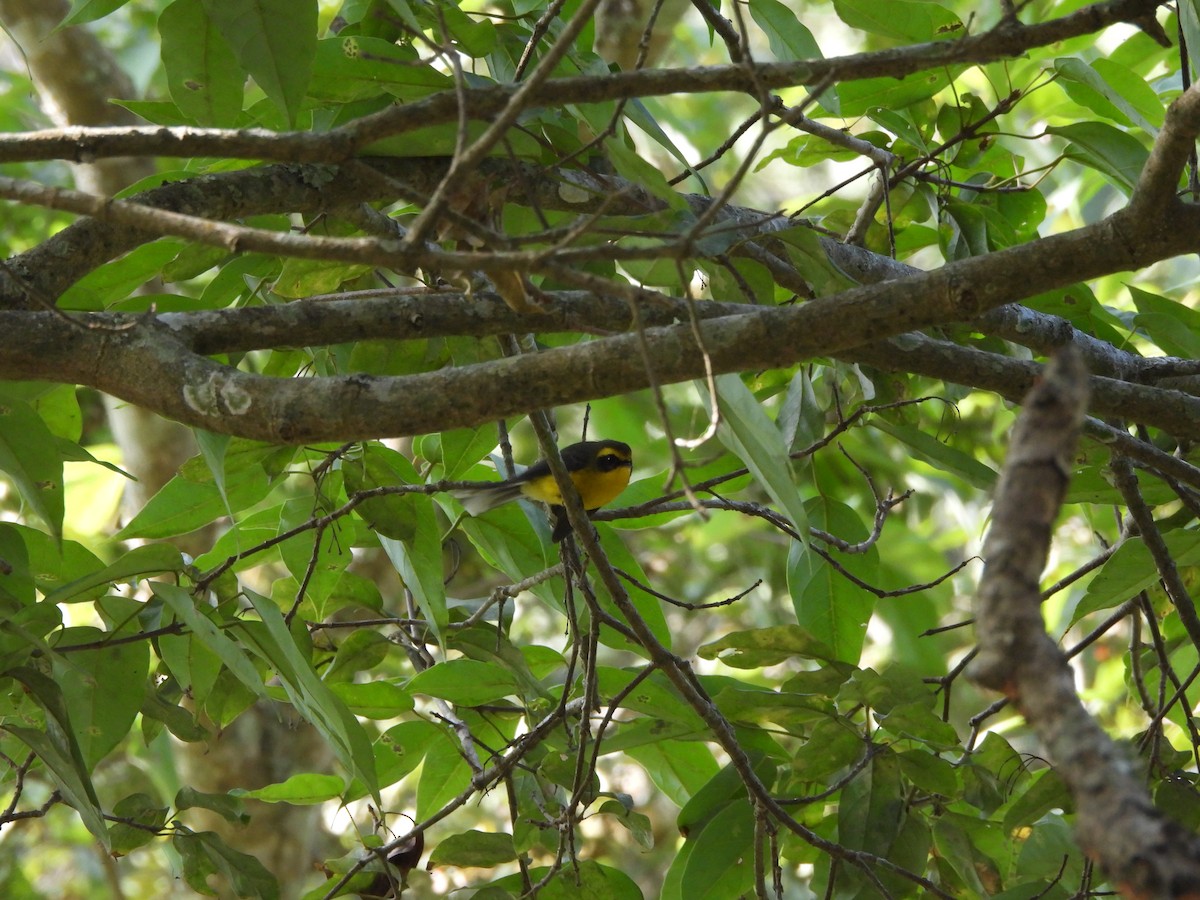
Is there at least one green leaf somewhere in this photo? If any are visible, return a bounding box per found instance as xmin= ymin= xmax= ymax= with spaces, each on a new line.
xmin=110 ymin=793 xmax=170 ymax=855
xmin=597 ymin=667 xmax=706 ymax=731
xmin=836 ymin=69 xmax=956 ymax=118
xmin=709 ymin=678 xmax=830 ymax=729
xmin=452 ymin=506 xmax=557 ymax=603
xmin=141 ymin=683 xmax=209 ymax=743
xmin=874 ymin=698 xmax=959 ymax=749
xmin=605 ymin=137 xmax=691 ymax=210
xmin=896 ymin=748 xmax=958 ymax=797
xmin=447 ymin=627 xmax=555 ymax=703
xmin=749 ymin=0 xmax=821 ymax=61
xmin=869 ymin=106 xmax=930 ymax=153
xmin=197 ymin=253 xmax=281 ymax=307
xmin=977 ymin=181 xmax=1047 ymax=245
xmin=427 ymin=426 xmax=498 ymax=481
xmin=626 ymin=741 xmax=719 ymax=808
xmin=485 ymin=861 xmax=643 ymax=900
xmin=1072 ymin=531 xmax=1200 ymax=626
xmin=698 ymin=624 xmax=838 ymax=668
xmin=595 ymin=527 xmax=672 ymax=651
xmin=1128 ymin=285 xmax=1200 ymax=358
xmin=53 ymin=626 xmax=149 ymax=767
xmin=378 ymin=475 xmax=447 ymax=643
xmin=0 ymin=523 xmax=34 ymax=607
xmin=1028 ymin=283 xmax=1132 ymax=350
xmin=173 ymin=830 xmax=280 ymax=899
xmin=676 ymin=755 xmax=774 ymax=838
xmin=161 ymin=240 xmax=229 ymax=283
xmin=3 ymin=382 xmax=82 ymax=442
xmin=324 ymin=629 xmax=392 ymax=683
xmin=158 ymin=625 xmax=222 ymax=713
xmin=1047 ymin=122 xmax=1149 ymax=196
xmin=416 ymin=729 xmax=472 ymax=820
xmin=201 ymin=0 xmax=316 ymax=127
xmin=232 ymin=772 xmax=346 ymax=804
xmin=538 ymin=746 xmax=600 ymax=799
xmin=622 ymin=99 xmax=698 ymax=185
xmin=160 ymin=0 xmax=244 ymax=125
xmin=3 ymin=668 xmax=108 ymax=849
xmin=59 ymin=0 xmax=128 ymax=27
xmin=932 ymin=814 xmax=990 ymax=896
xmin=409 ymin=659 xmax=519 ymax=706
xmin=4 ymin=526 xmax=104 ymax=601
xmin=963 ymin=732 xmax=1025 ymax=816
xmin=598 ymin=798 xmax=655 ymax=849
xmin=1157 ymin=777 xmax=1200 ymax=831
xmin=273 ymin=258 xmax=371 ymax=299
xmin=790 ymin=717 xmax=867 ymax=780
xmin=1184 ymin=2 xmax=1200 ymax=91
xmin=834 ymin=0 xmax=963 ymax=42
xmin=438 ymin=4 xmax=496 ymax=57
xmin=869 ymin=418 xmax=997 ymax=489
xmin=154 ymin=583 xmax=268 ymax=698
xmin=4 ymin=723 xmax=110 ymax=850
xmin=56 ymin=438 xmax=133 ymax=479
xmin=194 ymin=429 xmax=232 ymax=512
xmin=310 ymin=36 xmax=450 ymax=103
xmin=44 ymin=543 xmax=183 ymax=604
xmin=239 ymin=591 xmax=381 ymax=804
xmin=343 ymin=444 xmax=420 ymax=541
xmin=678 ymin=799 xmax=756 ymax=899
xmin=774 ymin=227 xmax=863 ymax=297
xmin=0 ymin=394 xmax=65 ymax=539
xmin=1015 ymin=815 xmax=1084 ymax=886
xmin=710 ymin=373 xmax=809 ymax=539
xmin=1002 ymin=769 xmax=1072 ymax=832
xmin=940 ymin=199 xmax=990 ymax=259
xmin=429 ymin=830 xmax=517 ymax=867
xmin=838 ymin=749 xmax=903 ymax=852
xmin=118 ymin=442 xmax=282 ymax=539
xmin=787 ymin=501 xmax=878 ymax=664
xmin=175 ymin=787 xmax=249 ymax=824
xmin=1054 ymin=57 xmax=1163 ymax=134
xmin=57 ymin=240 xmax=186 ymax=310
xmin=662 ymin=837 xmax=697 ymax=900
xmin=600 ymin=719 xmax=705 ymax=759
xmin=375 ymin=720 xmax=443 ymax=789
xmin=328 ymin=680 xmax=414 ymax=719
xmin=276 ymin=496 xmax=353 ymax=618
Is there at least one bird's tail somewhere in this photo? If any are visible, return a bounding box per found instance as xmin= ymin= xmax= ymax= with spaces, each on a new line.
xmin=450 ymin=482 xmax=526 ymax=516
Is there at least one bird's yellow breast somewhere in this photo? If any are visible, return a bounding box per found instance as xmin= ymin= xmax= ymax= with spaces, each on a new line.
xmin=521 ymin=463 xmax=632 ymax=510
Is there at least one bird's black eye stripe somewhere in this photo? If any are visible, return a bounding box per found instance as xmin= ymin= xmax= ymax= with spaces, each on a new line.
xmin=597 ymin=452 xmax=631 ymax=471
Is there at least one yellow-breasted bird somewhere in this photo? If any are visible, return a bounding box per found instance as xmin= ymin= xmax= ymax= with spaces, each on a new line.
xmin=452 ymin=440 xmax=633 ymax=542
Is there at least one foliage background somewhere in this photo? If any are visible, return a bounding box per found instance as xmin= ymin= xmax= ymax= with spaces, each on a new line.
xmin=0 ymin=0 xmax=1198 ymax=897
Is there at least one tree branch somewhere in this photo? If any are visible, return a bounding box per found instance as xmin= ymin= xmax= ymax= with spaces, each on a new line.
xmin=0 ymin=0 xmax=1166 ymax=167
xmin=968 ymin=346 xmax=1200 ymax=896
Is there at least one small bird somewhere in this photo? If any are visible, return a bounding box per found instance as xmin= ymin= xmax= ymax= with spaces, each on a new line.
xmin=452 ymin=440 xmax=633 ymax=542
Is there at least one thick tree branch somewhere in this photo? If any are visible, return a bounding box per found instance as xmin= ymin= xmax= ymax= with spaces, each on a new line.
xmin=5 ymin=198 xmax=1200 ymax=443
xmin=1133 ymin=79 xmax=1200 ymax=213
xmin=4 ymin=284 xmax=1197 ymax=444
xmin=2 ymin=162 xmax=397 ymax=307
xmin=844 ymin=333 xmax=1200 ymax=440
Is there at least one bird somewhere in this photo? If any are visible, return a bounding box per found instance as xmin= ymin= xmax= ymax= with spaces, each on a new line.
xmin=451 ymin=440 xmax=633 ymax=542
